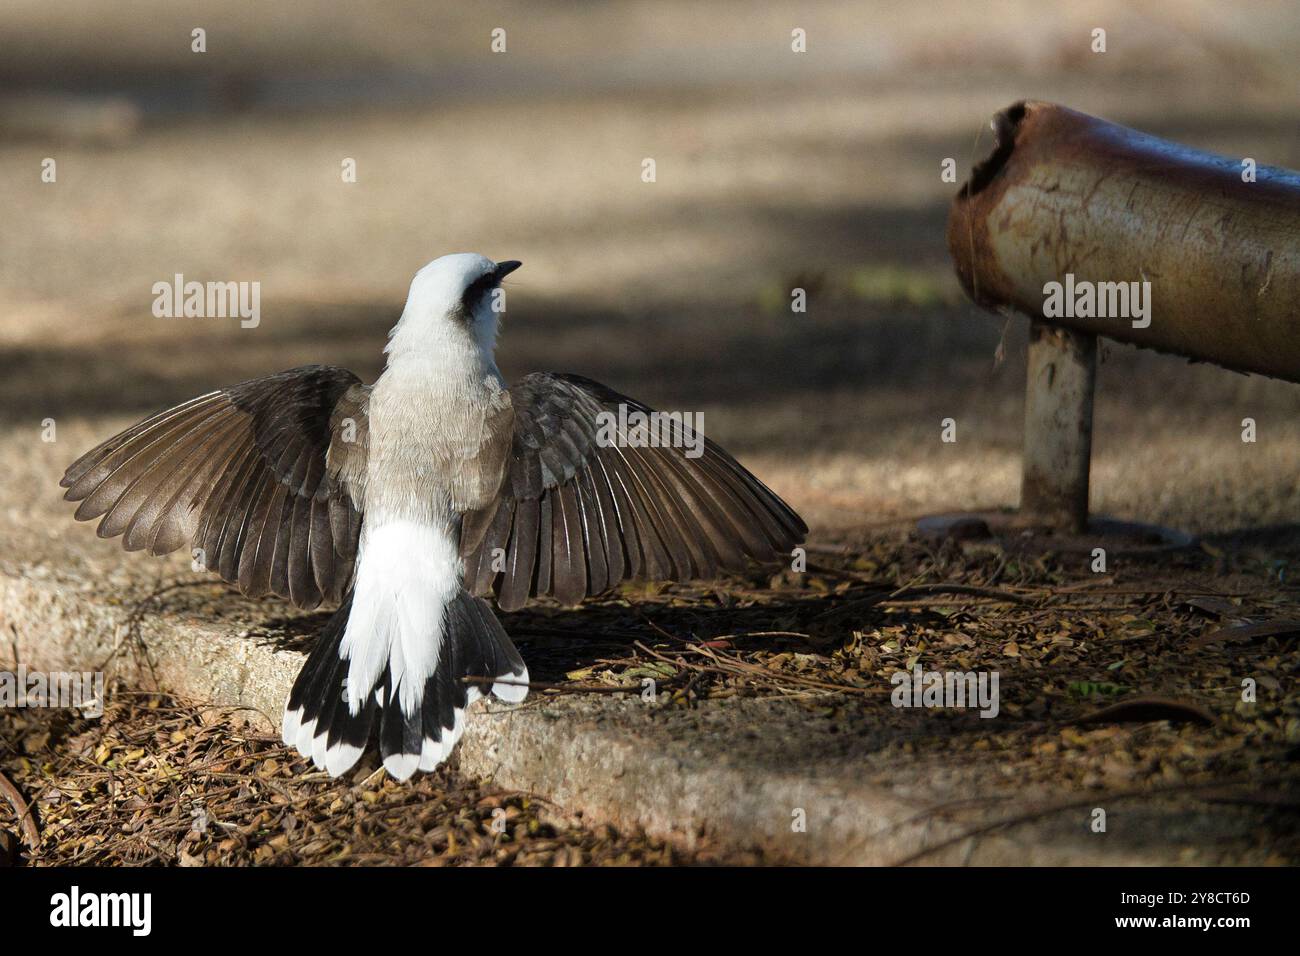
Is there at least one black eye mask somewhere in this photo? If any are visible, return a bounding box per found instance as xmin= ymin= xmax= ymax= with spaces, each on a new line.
xmin=459 ymin=272 xmax=498 ymax=318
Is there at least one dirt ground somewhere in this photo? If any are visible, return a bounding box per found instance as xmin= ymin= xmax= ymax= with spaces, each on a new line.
xmin=3 ymin=3 xmax=1298 ymax=539
xmin=2 ymin=2 xmax=1299 ymax=864
xmin=1 ymin=695 xmax=733 ymax=866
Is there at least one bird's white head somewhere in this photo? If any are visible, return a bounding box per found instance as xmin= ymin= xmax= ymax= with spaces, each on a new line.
xmin=386 ymin=253 xmax=522 ymax=362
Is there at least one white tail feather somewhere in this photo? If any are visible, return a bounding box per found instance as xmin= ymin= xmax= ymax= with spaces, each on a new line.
xmin=341 ymin=520 xmax=461 ymax=716
xmin=280 ymin=519 xmax=530 ymax=781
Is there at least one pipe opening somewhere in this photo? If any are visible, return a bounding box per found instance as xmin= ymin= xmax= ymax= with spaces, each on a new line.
xmin=960 ymin=101 xmax=1026 ymax=198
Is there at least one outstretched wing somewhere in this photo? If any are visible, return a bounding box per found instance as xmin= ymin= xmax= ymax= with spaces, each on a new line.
xmin=460 ymin=372 xmax=806 ymax=611
xmin=61 ymin=365 xmax=369 ymax=609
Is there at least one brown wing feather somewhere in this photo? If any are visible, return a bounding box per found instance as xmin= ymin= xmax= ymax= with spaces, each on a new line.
xmin=463 ymin=372 xmax=806 ymax=609
xmin=61 ymin=365 xmax=369 ymax=610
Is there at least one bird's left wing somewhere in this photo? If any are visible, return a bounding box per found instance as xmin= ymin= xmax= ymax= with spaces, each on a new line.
xmin=61 ymin=365 xmax=369 ymax=609
xmin=460 ymin=372 xmax=806 ymax=611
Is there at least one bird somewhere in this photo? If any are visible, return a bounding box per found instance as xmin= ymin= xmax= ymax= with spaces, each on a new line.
xmin=60 ymin=254 xmax=807 ymax=780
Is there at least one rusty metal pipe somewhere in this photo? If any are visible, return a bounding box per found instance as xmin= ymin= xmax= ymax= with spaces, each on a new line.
xmin=1021 ymin=323 xmax=1096 ymax=532
xmin=948 ymin=100 xmax=1300 ymax=383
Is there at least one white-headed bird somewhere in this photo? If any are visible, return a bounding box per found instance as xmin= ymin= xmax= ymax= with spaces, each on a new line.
xmin=61 ymin=254 xmax=806 ymax=779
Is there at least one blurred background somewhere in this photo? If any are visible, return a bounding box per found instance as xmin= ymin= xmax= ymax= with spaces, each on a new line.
xmin=3 ymin=0 xmax=1299 ymax=550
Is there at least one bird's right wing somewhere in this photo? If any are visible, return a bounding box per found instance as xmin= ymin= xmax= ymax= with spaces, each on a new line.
xmin=61 ymin=365 xmax=369 ymax=609
xmin=460 ymin=372 xmax=806 ymax=611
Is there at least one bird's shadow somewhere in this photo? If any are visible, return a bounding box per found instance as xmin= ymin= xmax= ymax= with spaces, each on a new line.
xmin=247 ymin=583 xmax=902 ymax=682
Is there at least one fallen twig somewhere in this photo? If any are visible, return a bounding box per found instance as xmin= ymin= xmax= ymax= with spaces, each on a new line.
xmin=1073 ymin=696 xmax=1216 ymax=727
xmin=633 ymin=640 xmax=884 ymax=698
xmin=461 ymin=675 xmax=664 ymax=695
xmin=816 ymin=582 xmax=1037 ymax=621
xmin=0 ymin=768 xmax=41 ymax=851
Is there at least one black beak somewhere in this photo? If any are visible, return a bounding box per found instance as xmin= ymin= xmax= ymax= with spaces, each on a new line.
xmin=494 ymin=260 xmax=522 ymax=280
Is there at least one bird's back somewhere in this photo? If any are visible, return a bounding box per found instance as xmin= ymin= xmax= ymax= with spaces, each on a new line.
xmin=365 ymin=349 xmax=512 ymax=526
